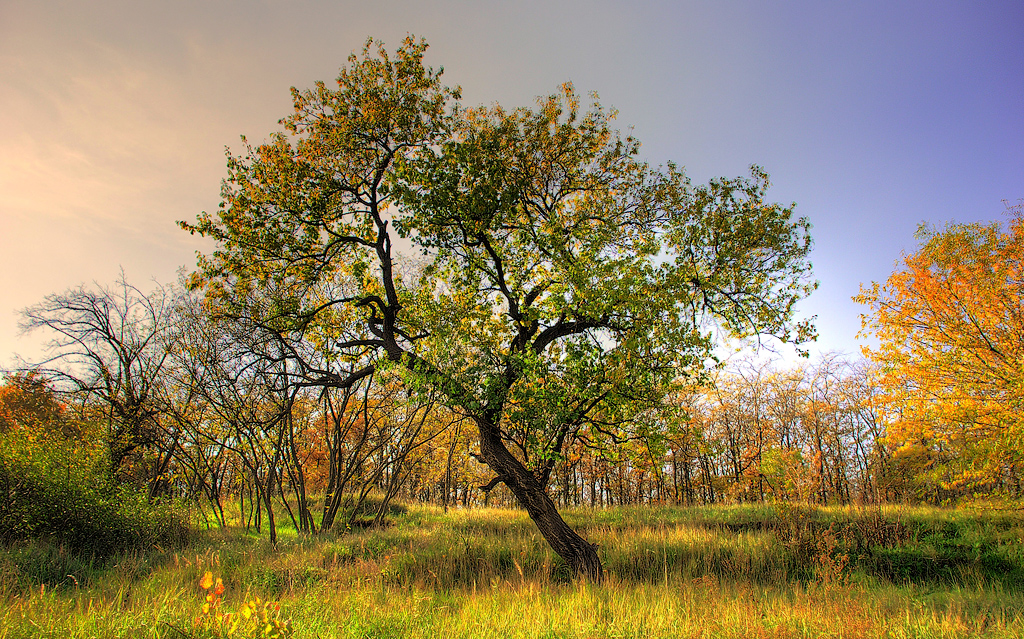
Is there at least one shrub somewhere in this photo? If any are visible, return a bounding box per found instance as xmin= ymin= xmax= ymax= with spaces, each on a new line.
xmin=0 ymin=427 xmax=188 ymax=557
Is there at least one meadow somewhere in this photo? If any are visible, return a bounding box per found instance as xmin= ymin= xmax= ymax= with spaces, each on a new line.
xmin=2 ymin=503 xmax=1023 ymax=638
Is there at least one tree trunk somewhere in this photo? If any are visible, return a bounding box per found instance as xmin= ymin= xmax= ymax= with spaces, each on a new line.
xmin=263 ymin=465 xmax=278 ymax=546
xmin=475 ymin=416 xmax=602 ymax=581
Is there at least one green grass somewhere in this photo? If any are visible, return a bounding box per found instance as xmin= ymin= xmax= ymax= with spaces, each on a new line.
xmin=2 ymin=503 xmax=1024 ymax=638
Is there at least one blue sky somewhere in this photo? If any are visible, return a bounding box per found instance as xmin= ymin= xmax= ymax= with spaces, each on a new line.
xmin=1 ymin=0 xmax=1021 ymax=367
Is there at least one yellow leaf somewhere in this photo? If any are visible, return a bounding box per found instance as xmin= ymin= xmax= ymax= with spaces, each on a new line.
xmin=199 ymin=571 xmax=214 ymax=590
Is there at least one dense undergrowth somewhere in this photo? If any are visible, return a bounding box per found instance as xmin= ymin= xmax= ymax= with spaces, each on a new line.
xmin=2 ymin=503 xmax=1023 ymax=638
xmin=0 ymin=427 xmax=191 ymax=558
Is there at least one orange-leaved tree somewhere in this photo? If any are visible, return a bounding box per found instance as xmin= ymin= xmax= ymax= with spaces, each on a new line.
xmin=855 ymin=206 xmax=1024 ymax=498
xmin=0 ymin=371 xmax=75 ymax=438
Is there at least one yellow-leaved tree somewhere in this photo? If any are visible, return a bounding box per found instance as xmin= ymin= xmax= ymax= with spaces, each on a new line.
xmin=855 ymin=205 xmax=1024 ymax=499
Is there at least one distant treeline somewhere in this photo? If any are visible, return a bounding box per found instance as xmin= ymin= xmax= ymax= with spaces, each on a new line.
xmin=7 ymin=212 xmax=1023 ymax=545
xmin=4 ymin=276 xmax=1015 ymax=545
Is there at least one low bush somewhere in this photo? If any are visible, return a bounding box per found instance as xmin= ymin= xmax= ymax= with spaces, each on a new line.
xmin=0 ymin=427 xmax=189 ymax=558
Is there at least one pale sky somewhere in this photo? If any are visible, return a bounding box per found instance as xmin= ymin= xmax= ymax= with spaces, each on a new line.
xmin=2 ymin=0 xmax=1022 ymax=368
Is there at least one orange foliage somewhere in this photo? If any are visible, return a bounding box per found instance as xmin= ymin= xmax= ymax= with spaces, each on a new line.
xmin=856 ymin=208 xmax=1024 ymax=493
xmin=0 ymin=372 xmax=77 ymax=439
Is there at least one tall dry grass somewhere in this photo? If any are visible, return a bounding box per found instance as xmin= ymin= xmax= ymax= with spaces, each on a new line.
xmin=2 ymin=503 xmax=1023 ymax=638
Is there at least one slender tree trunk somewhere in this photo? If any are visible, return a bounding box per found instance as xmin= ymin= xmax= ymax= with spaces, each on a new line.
xmin=475 ymin=416 xmax=602 ymax=581
xmin=285 ymin=407 xmax=314 ymax=533
xmin=671 ymin=448 xmax=679 ymax=504
xmin=239 ymin=481 xmax=246 ymax=529
xmin=263 ymin=432 xmax=285 ymax=545
xmin=263 ymin=467 xmax=277 ymax=545
xmin=442 ymin=422 xmax=460 ymax=514
xmin=148 ymin=434 xmax=179 ymax=500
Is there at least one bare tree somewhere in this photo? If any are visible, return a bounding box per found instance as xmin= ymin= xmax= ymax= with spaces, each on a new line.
xmin=19 ymin=274 xmax=179 ymax=488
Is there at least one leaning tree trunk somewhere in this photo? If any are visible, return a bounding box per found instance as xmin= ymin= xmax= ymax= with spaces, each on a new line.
xmin=475 ymin=416 xmax=602 ymax=581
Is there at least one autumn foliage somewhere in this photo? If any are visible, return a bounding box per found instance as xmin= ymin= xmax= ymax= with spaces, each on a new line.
xmin=856 ymin=208 xmax=1024 ymax=498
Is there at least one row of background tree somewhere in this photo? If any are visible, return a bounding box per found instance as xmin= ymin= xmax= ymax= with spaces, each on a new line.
xmin=6 ymin=209 xmax=1021 ymax=542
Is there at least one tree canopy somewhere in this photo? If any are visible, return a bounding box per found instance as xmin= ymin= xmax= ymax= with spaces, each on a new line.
xmin=181 ymin=36 xmax=817 ymax=579
xmin=856 ymin=206 xmax=1024 ymax=497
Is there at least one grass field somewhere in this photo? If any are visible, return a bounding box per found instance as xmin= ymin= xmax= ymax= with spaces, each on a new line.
xmin=2 ymin=503 xmax=1023 ymax=638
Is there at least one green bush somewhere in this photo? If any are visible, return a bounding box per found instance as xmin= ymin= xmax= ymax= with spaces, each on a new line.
xmin=0 ymin=428 xmax=188 ymax=557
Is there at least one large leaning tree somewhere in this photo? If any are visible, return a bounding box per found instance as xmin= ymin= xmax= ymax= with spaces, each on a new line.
xmin=182 ymin=36 xmax=816 ymax=580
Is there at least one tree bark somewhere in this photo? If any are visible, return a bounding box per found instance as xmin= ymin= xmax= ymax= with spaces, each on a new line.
xmin=475 ymin=416 xmax=602 ymax=581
